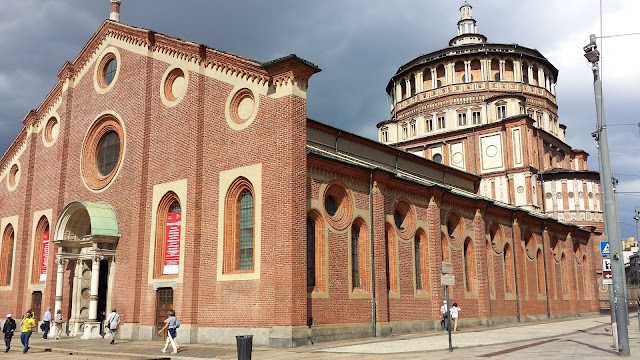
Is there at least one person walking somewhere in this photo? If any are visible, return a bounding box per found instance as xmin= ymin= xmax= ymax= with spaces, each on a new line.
xmin=2 ymin=314 xmax=16 ymax=352
xmin=440 ymin=300 xmax=449 ymax=331
xmin=105 ymin=309 xmax=120 ymax=345
xmin=19 ymin=311 xmax=36 ymax=353
xmin=157 ymin=309 xmax=178 ymax=354
xmin=450 ymin=302 xmax=461 ymax=332
xmin=42 ymin=307 xmax=52 ymax=339
xmin=53 ymin=310 xmax=63 ymax=340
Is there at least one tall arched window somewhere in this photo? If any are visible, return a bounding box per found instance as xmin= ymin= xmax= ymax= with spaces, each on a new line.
xmin=504 ymin=243 xmax=515 ymax=294
xmin=351 ymin=218 xmax=370 ymax=292
xmin=464 ymin=237 xmax=476 ymax=293
xmin=0 ymin=225 xmax=15 ymax=286
xmin=414 ymin=229 xmax=428 ymax=292
xmin=386 ymin=223 xmax=399 ymax=294
xmin=536 ymin=249 xmax=545 ymax=295
xmin=32 ymin=216 xmax=50 ymax=283
xmin=560 ymin=253 xmax=568 ymax=296
xmin=154 ymin=192 xmax=182 ymax=277
xmin=306 ymin=210 xmax=326 ymax=292
xmin=224 ymin=178 xmax=255 ymax=273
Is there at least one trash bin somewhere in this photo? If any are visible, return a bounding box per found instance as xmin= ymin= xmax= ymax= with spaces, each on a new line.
xmin=236 ymin=335 xmax=253 ymax=360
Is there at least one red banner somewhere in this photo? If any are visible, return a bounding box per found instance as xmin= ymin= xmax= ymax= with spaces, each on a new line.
xmin=40 ymin=232 xmax=49 ymax=281
xmin=163 ymin=212 xmax=181 ymax=275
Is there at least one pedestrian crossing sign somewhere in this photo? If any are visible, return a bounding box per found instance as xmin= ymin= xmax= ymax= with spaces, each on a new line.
xmin=600 ymin=241 xmax=609 ymax=256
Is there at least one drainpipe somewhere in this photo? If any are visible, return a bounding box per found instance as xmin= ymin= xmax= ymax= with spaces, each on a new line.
xmin=369 ymin=172 xmax=377 ymax=337
xmin=540 ymin=220 xmax=551 ymax=318
xmin=511 ymin=212 xmax=521 ymax=322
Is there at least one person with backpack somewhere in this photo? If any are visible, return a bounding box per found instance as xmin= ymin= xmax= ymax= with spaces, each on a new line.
xmin=2 ymin=314 xmax=16 ymax=352
xmin=157 ymin=309 xmax=179 ymax=354
xmin=105 ymin=309 xmax=120 ymax=345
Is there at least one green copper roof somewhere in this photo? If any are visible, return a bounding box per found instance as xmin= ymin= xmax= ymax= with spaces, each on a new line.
xmin=60 ymin=201 xmax=120 ymax=238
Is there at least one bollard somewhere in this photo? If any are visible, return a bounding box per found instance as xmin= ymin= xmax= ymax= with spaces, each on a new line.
xmin=236 ymin=335 xmax=253 ymax=360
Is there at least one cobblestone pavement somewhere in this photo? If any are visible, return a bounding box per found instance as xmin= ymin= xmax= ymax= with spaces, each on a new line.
xmin=10 ymin=315 xmax=639 ymax=359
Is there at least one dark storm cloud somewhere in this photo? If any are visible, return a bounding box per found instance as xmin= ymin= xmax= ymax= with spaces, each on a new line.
xmin=1 ymin=0 xmax=638 ymax=236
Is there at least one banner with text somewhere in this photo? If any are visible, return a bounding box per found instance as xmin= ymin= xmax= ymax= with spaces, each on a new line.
xmin=163 ymin=212 xmax=181 ymax=275
xmin=40 ymin=232 xmax=49 ymax=281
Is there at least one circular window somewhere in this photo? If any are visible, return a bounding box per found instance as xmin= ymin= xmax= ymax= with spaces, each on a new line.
xmin=96 ymin=131 xmax=120 ymax=176
xmin=524 ymin=232 xmax=536 ymax=260
xmin=579 ymin=192 xmax=584 ymax=199
xmin=230 ymin=88 xmax=256 ymax=125
xmin=97 ymin=53 xmax=117 ymax=89
xmin=7 ymin=164 xmax=20 ymax=189
xmin=432 ymin=153 xmax=443 ymax=163
xmin=568 ymin=192 xmax=574 ymax=199
xmin=81 ymin=114 xmax=125 ymax=191
xmin=161 ymin=67 xmax=189 ymax=107
xmin=517 ymin=186 xmax=524 ymax=194
xmin=393 ymin=200 xmax=416 ymax=240
xmin=545 ymin=192 xmax=552 ymax=199
xmin=588 ymin=192 xmax=593 ymax=199
xmin=43 ymin=117 xmax=60 ymax=145
xmin=556 ymin=192 xmax=562 ymax=199
xmin=322 ymin=181 xmax=353 ymax=230
xmin=93 ymin=47 xmax=121 ymax=94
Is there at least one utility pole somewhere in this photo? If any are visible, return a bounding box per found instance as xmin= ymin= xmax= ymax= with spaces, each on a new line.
xmin=583 ymin=34 xmax=630 ymax=356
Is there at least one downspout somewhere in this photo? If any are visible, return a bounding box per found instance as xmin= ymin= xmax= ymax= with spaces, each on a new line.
xmin=511 ymin=212 xmax=521 ymax=322
xmin=540 ymin=219 xmax=551 ymax=318
xmin=369 ymin=171 xmax=377 ymax=337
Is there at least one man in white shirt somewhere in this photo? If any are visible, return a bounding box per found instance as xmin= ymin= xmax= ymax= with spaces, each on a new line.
xmin=105 ymin=309 xmax=121 ymax=345
xmin=440 ymin=300 xmax=449 ymax=331
xmin=41 ymin=308 xmax=52 ymax=339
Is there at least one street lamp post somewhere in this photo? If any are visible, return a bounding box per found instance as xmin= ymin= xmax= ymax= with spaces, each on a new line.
xmin=584 ymin=34 xmax=630 ymax=356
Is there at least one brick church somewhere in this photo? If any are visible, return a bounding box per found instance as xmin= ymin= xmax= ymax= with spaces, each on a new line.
xmin=0 ymin=0 xmax=601 ymax=347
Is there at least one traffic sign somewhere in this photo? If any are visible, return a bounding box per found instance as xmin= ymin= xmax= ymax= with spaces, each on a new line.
xmin=602 ymin=258 xmax=612 ymax=271
xmin=600 ymin=241 xmax=610 ymax=256
xmin=602 ymin=258 xmax=612 ymax=284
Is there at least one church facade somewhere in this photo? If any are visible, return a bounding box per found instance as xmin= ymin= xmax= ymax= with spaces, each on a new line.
xmin=0 ymin=0 xmax=600 ymax=347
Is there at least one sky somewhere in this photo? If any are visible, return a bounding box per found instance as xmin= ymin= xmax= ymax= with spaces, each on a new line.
xmin=0 ymin=0 xmax=639 ymax=238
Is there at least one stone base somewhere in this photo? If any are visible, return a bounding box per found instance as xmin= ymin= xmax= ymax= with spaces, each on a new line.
xmin=80 ymin=321 xmax=103 ymax=339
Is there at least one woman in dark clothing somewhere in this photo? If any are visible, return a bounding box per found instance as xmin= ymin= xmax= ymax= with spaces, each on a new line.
xmin=2 ymin=314 xmax=16 ymax=352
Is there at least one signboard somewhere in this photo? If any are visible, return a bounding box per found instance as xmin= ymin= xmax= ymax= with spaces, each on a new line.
xmin=441 ymin=261 xmax=455 ymax=285
xmin=39 ymin=232 xmax=49 ymax=281
xmin=600 ymin=241 xmax=610 ymax=256
xmin=602 ymin=258 xmax=612 ymax=285
xmin=163 ymin=212 xmax=181 ymax=275
xmin=441 ymin=274 xmax=456 ymax=286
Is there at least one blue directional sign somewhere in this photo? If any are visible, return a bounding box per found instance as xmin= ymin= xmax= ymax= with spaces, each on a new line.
xmin=600 ymin=241 xmax=610 ymax=256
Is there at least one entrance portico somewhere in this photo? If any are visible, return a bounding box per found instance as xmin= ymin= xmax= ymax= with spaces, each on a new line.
xmin=53 ymin=201 xmax=120 ymax=340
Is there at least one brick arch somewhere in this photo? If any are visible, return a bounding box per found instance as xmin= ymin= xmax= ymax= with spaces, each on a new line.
xmin=536 ymin=249 xmax=546 ymax=295
xmin=414 ymin=228 xmax=429 ymax=292
xmin=351 ymin=217 xmax=370 ymax=292
xmin=223 ymin=177 xmax=255 ymax=274
xmin=488 ymin=222 xmax=504 ymax=254
xmin=0 ymin=224 xmax=15 ymax=286
xmin=31 ymin=216 xmax=50 ymax=284
xmin=445 ymin=210 xmax=464 ymax=248
xmin=385 ymin=222 xmax=399 ymax=294
xmin=523 ymin=229 xmax=536 ymax=260
xmin=307 ymin=209 xmax=326 ymax=292
xmin=463 ymin=237 xmax=476 ymax=293
xmin=560 ymin=253 xmax=569 ymax=296
xmin=503 ymin=243 xmax=515 ymax=294
xmin=154 ymin=191 xmax=181 ymax=278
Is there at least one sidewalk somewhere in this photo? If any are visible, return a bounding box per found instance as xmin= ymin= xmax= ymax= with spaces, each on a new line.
xmin=23 ymin=315 xmax=640 ymax=359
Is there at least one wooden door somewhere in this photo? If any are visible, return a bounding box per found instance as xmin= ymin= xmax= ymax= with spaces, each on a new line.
xmin=155 ymin=288 xmax=173 ymax=340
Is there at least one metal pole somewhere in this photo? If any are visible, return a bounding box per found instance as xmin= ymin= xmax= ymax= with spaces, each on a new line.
xmin=445 ymin=286 xmax=452 ymax=352
xmin=584 ymin=34 xmax=630 ymax=356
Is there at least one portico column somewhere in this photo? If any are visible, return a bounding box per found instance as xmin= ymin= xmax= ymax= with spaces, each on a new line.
xmin=54 ymin=257 xmax=66 ymax=314
xmin=499 ymin=60 xmax=505 ymax=81
xmin=89 ymin=255 xmax=102 ymax=321
xmin=431 ymin=69 xmax=437 ymax=89
xmin=528 ymin=66 xmax=533 ymax=85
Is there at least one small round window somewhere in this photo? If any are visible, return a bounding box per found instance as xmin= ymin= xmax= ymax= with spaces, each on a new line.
xmin=433 ymin=153 xmax=443 ymax=163
xmin=96 ymin=131 xmax=120 ymax=176
xmin=322 ymin=181 xmax=353 ymax=230
xmin=103 ymin=58 xmax=117 ymax=86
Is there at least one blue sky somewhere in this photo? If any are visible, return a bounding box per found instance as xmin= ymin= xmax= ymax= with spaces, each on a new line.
xmin=0 ymin=0 xmax=638 ymax=238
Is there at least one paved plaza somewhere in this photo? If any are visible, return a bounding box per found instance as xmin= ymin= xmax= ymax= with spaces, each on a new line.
xmin=8 ymin=314 xmax=639 ymax=359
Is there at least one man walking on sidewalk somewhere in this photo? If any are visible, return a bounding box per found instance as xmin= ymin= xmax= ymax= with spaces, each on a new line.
xmin=105 ymin=309 xmax=120 ymax=345
xmin=42 ymin=307 xmax=52 ymax=339
xmin=19 ymin=311 xmax=36 ymax=353
xmin=2 ymin=314 xmax=16 ymax=352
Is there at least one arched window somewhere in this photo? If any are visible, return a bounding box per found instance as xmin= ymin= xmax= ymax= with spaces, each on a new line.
xmin=560 ymin=253 xmax=568 ymax=296
xmin=154 ymin=192 xmax=182 ymax=277
xmin=32 ymin=216 xmax=50 ymax=283
xmin=386 ymin=223 xmax=399 ymax=294
xmin=504 ymin=243 xmax=515 ymax=294
xmin=441 ymin=232 xmax=450 ymax=261
xmin=307 ymin=210 xmax=326 ymax=292
xmin=415 ymin=229 xmax=428 ymax=292
xmin=464 ymin=238 xmax=476 ymax=293
xmin=536 ymin=249 xmax=545 ymax=295
xmin=351 ymin=218 xmax=370 ymax=292
xmin=223 ymin=178 xmax=255 ymax=273
xmin=0 ymin=225 xmax=15 ymax=286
